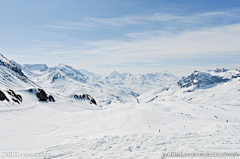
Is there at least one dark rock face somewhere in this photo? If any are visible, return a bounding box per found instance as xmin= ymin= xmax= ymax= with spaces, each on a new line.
xmin=90 ymin=98 xmax=97 ymax=105
xmin=0 ymin=90 xmax=9 ymax=102
xmin=0 ymin=89 xmax=22 ymax=104
xmin=12 ymin=98 xmax=20 ymax=104
xmin=7 ymin=89 xmax=22 ymax=102
xmin=36 ymin=89 xmax=48 ymax=101
xmin=28 ymin=88 xmax=55 ymax=102
xmin=177 ymin=71 xmax=230 ymax=89
xmin=48 ymin=95 xmax=55 ymax=102
xmin=72 ymin=93 xmax=97 ymax=105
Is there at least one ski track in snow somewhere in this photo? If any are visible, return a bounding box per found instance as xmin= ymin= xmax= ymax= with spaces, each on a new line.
xmin=0 ymin=101 xmax=239 ymax=159
xmin=0 ymin=57 xmax=240 ymax=158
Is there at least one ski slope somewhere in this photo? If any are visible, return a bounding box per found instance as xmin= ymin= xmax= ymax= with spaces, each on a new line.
xmin=1 ymin=54 xmax=239 ymax=158
xmin=0 ymin=100 xmax=239 ymax=159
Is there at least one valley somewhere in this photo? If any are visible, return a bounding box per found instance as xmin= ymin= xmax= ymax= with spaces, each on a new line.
xmin=0 ymin=54 xmax=239 ymax=159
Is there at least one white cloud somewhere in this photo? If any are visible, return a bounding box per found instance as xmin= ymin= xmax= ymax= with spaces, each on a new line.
xmin=16 ymin=23 xmax=240 ymax=73
xmin=78 ymin=23 xmax=240 ymax=57
xmin=17 ymin=9 xmax=240 ymax=76
xmin=45 ymin=9 xmax=240 ymax=29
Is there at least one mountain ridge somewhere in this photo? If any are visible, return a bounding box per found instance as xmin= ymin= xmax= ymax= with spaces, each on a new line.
xmin=138 ymin=68 xmax=240 ymax=105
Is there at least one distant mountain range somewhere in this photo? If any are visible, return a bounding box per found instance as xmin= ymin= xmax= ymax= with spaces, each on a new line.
xmin=4 ymin=53 xmax=239 ymax=106
xmin=12 ymin=62 xmax=177 ymax=105
xmin=102 ymin=70 xmax=178 ymax=96
xmin=138 ymin=68 xmax=240 ymax=105
xmin=5 ymin=54 xmax=178 ymax=105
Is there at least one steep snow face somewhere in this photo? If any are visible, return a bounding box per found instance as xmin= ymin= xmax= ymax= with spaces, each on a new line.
xmin=0 ymin=55 xmax=37 ymax=90
xmin=0 ymin=54 xmax=25 ymax=77
xmin=138 ymin=68 xmax=240 ymax=104
xmin=0 ymin=55 xmax=58 ymax=107
xmin=10 ymin=60 xmax=35 ymax=77
xmin=12 ymin=62 xmax=88 ymax=84
xmin=10 ymin=61 xmax=51 ymax=78
xmin=103 ymin=71 xmax=178 ymax=95
xmin=48 ymin=64 xmax=88 ymax=83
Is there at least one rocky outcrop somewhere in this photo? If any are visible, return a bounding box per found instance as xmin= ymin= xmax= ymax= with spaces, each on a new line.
xmin=29 ymin=88 xmax=55 ymax=102
xmin=177 ymin=71 xmax=230 ymax=89
xmin=48 ymin=95 xmax=55 ymax=102
xmin=7 ymin=89 xmax=22 ymax=102
xmin=0 ymin=90 xmax=9 ymax=102
xmin=0 ymin=89 xmax=22 ymax=104
xmin=71 ymin=93 xmax=97 ymax=105
xmin=36 ymin=89 xmax=48 ymax=101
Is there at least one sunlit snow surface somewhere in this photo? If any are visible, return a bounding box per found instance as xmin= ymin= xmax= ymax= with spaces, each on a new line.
xmin=0 ymin=100 xmax=239 ymax=159
xmin=1 ymin=56 xmax=239 ymax=158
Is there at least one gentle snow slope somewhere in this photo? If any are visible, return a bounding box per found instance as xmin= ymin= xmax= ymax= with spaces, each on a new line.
xmin=0 ymin=100 xmax=239 ymax=159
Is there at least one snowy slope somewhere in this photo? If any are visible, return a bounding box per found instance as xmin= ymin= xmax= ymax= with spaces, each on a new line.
xmin=0 ymin=54 xmax=59 ymax=107
xmin=138 ymin=68 xmax=240 ymax=105
xmin=34 ymin=72 xmax=134 ymax=106
xmin=18 ymin=64 xmax=133 ymax=105
xmin=1 ymin=56 xmax=239 ymax=158
xmin=0 ymin=54 xmax=37 ymax=90
xmin=13 ymin=62 xmax=178 ymax=105
xmin=1 ymin=55 xmax=94 ymax=107
xmin=0 ymin=100 xmax=239 ymax=159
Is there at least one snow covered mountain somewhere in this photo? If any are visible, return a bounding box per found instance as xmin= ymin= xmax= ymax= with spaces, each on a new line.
xmin=138 ymin=68 xmax=240 ymax=105
xmin=79 ymin=69 xmax=101 ymax=78
xmin=15 ymin=63 xmax=179 ymax=105
xmin=13 ymin=63 xmax=133 ymax=105
xmin=0 ymin=55 xmax=103 ymax=107
xmin=0 ymin=54 xmax=58 ymax=106
xmin=48 ymin=64 xmax=87 ymax=83
xmin=103 ymin=71 xmax=178 ymax=96
xmin=1 ymin=55 xmax=240 ymax=159
xmin=0 ymin=54 xmax=37 ymax=89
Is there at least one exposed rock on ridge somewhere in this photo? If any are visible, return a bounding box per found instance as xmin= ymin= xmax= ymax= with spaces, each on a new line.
xmin=71 ymin=93 xmax=97 ymax=105
xmin=29 ymin=88 xmax=55 ymax=102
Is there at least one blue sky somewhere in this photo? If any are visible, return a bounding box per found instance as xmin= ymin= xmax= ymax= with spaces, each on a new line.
xmin=1 ymin=0 xmax=240 ymax=77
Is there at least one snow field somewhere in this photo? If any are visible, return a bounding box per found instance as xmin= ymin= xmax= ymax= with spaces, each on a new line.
xmin=0 ymin=100 xmax=239 ymax=158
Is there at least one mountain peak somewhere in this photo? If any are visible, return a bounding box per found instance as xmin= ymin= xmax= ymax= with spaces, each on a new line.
xmin=23 ymin=64 xmax=49 ymax=72
xmin=109 ymin=70 xmax=120 ymax=75
xmin=177 ymin=69 xmax=231 ymax=91
xmin=0 ymin=54 xmax=25 ymax=77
